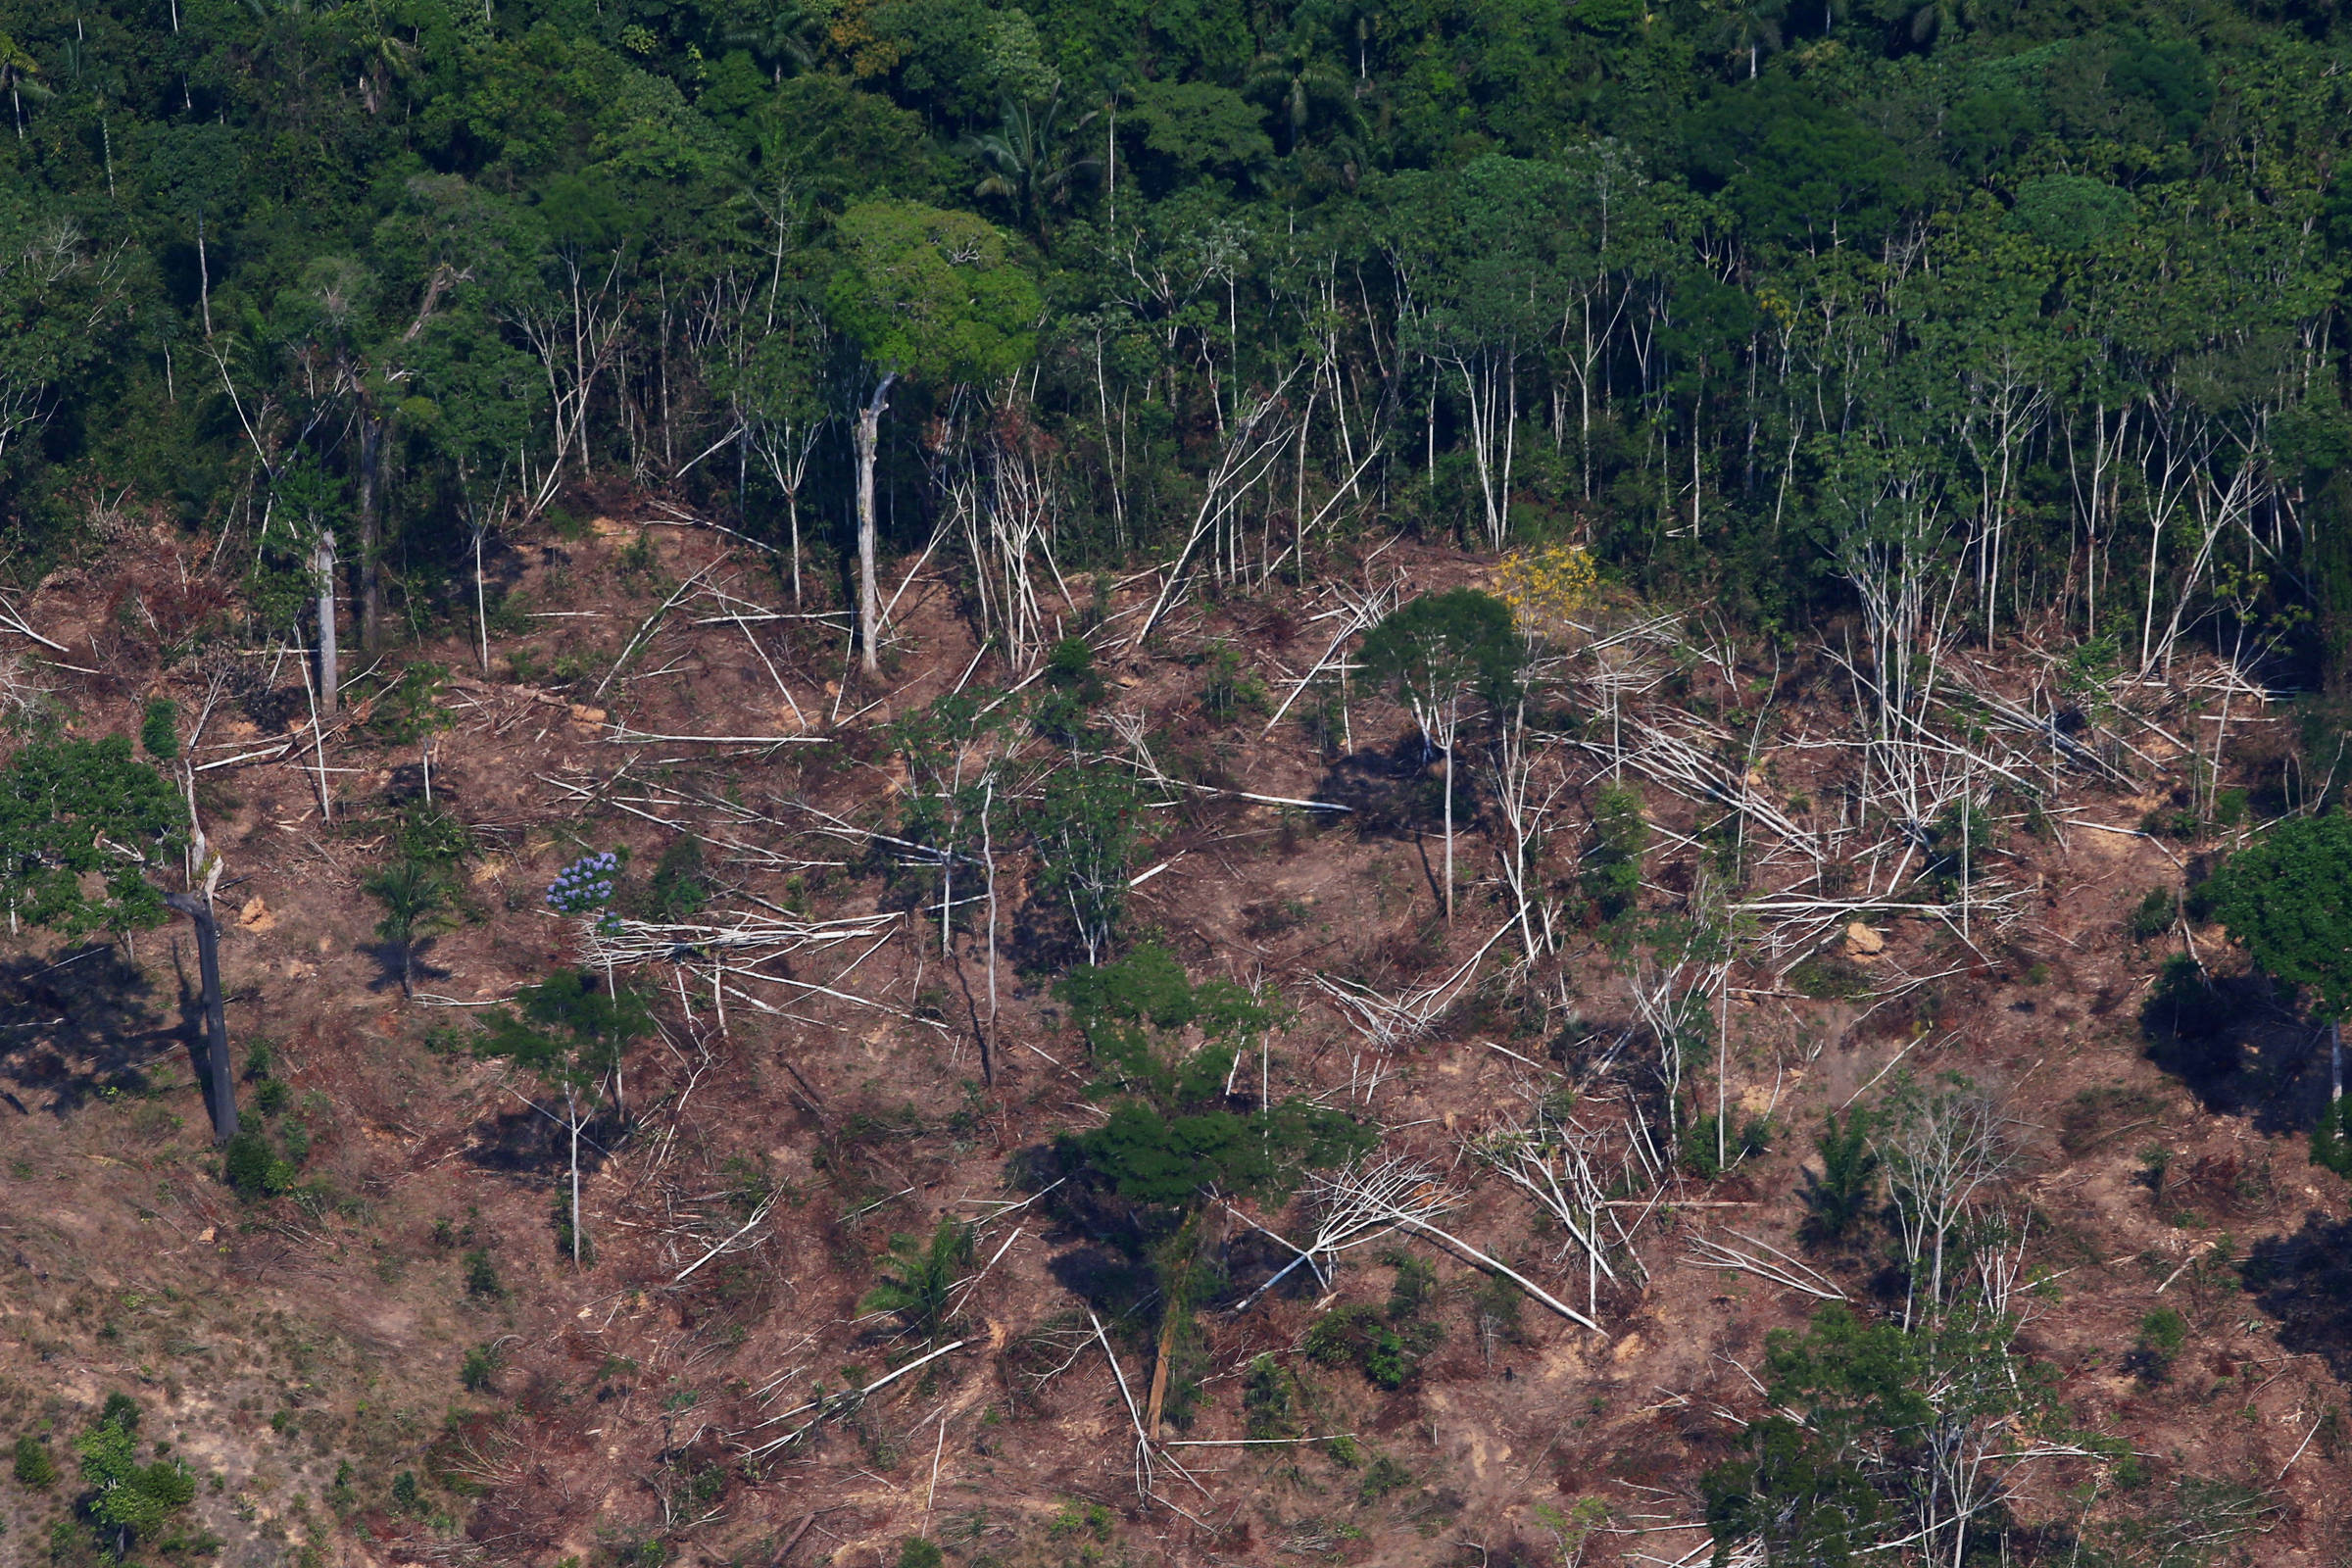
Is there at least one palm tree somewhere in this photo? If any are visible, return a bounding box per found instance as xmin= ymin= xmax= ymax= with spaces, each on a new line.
xmin=365 ymin=858 xmax=448 ymax=998
xmin=728 ymin=0 xmax=824 ymax=81
xmin=959 ymin=89 xmax=1099 ymax=241
xmin=1717 ymin=0 xmax=1785 ymax=77
xmin=1244 ymin=42 xmax=1360 ymax=156
xmin=0 ymin=32 xmax=52 ymax=140
xmin=1908 ymin=0 xmax=1982 ymax=47
xmin=857 ymin=1219 xmax=973 ymax=1344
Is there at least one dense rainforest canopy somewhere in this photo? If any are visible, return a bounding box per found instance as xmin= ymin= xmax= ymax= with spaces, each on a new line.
xmin=3 ymin=0 xmax=2351 ymax=682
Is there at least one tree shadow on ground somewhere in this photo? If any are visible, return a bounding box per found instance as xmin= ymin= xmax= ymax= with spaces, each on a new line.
xmin=1311 ymin=731 xmax=1481 ymax=841
xmin=0 ymin=942 xmax=177 ymax=1118
xmin=2239 ymin=1211 xmax=2352 ymax=1381
xmin=363 ymin=936 xmax=450 ymax=996
xmin=462 ymin=1100 xmax=618 ymax=1185
xmin=2139 ymin=960 xmax=2321 ymax=1138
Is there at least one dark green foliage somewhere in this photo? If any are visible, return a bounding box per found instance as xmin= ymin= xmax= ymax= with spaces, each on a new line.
xmin=0 ymin=737 xmax=185 ymax=937
xmin=221 ymin=1129 xmax=295 ymax=1199
xmin=1055 ymin=947 xmax=1369 ymax=1206
xmin=896 ymin=1538 xmax=945 ymax=1568
xmin=13 ymin=1433 xmax=56 ymax=1488
xmin=1927 ymin=800 xmax=1994 ymax=890
xmin=365 ymin=664 xmax=454 ymax=746
xmin=1242 ymin=1354 xmax=1298 ymax=1440
xmin=365 ymin=858 xmax=450 ymax=998
xmin=138 ymin=700 xmax=179 ymax=761
xmin=644 ymin=836 xmax=709 ymax=921
xmin=1789 ymin=954 xmax=1869 ymax=1000
xmin=1581 ymin=783 xmax=1648 ymax=921
xmin=2203 ymin=814 xmax=2352 ymax=1018
xmin=1198 ymin=641 xmax=1265 ymax=720
xmin=858 ymin=1219 xmax=973 ymax=1344
xmin=394 ymin=804 xmax=473 ymax=867
xmin=2132 ymin=1307 xmax=2187 ymax=1383
xmin=1684 ymin=1112 xmax=1772 ymax=1180
xmin=476 ymin=970 xmax=652 ymax=1095
xmin=463 ymin=1249 xmax=502 ymax=1298
xmin=1358 ymin=591 xmax=1521 ymax=722
xmin=2128 ymin=887 xmax=2176 ymax=944
xmin=1305 ymin=1305 xmax=1415 ymax=1390
xmin=1802 ymin=1110 xmax=1879 ymax=1246
xmin=459 ymin=1342 xmax=501 ymax=1392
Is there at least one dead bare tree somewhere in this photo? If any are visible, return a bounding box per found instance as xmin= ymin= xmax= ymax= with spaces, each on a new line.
xmin=1872 ymin=1073 xmax=2022 ymax=1329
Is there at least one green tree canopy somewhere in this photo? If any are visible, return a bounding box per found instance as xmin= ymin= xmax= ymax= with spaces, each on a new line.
xmin=2203 ymin=812 xmax=2352 ymax=1019
xmin=0 ymin=735 xmax=187 ymax=938
xmin=1056 ymin=946 xmax=1368 ymax=1206
xmin=825 ymin=200 xmax=1040 ymax=387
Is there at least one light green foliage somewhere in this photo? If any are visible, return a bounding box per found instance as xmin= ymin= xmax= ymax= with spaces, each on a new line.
xmin=1581 ymin=783 xmax=1648 ymax=922
xmin=1026 ymin=762 xmax=1140 ymax=964
xmin=75 ymin=1397 xmax=195 ymax=1551
xmin=365 ymin=858 xmax=450 ymax=998
xmin=0 ymin=736 xmax=186 ymax=937
xmin=826 ymin=202 xmax=1038 ymax=387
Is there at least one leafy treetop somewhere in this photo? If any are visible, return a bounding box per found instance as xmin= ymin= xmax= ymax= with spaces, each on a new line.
xmin=474 ymin=967 xmax=654 ymax=1089
xmin=825 ymin=201 xmax=1041 ymax=388
xmin=0 ymin=736 xmax=188 ymax=937
xmin=2203 ymin=811 xmax=2352 ymax=1019
xmin=1357 ymin=588 xmax=1523 ymax=725
xmin=1056 ymin=946 xmax=1368 ymax=1206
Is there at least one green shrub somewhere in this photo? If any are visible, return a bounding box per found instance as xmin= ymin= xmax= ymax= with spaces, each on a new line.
xmin=1683 ymin=1112 xmax=1772 ymax=1179
xmin=1581 ymin=783 xmax=1647 ymax=920
xmin=1243 ymin=1354 xmax=1298 ymax=1440
xmin=1801 ymin=1109 xmax=1878 ymax=1245
xmin=2132 ymin=1307 xmax=2187 ymax=1382
xmin=896 ymin=1538 xmax=944 ymax=1568
xmin=463 ymin=1250 xmax=501 ymax=1298
xmin=221 ymin=1130 xmax=295 ymax=1199
xmin=2128 ymin=887 xmax=2175 ymax=944
xmin=459 ymin=1343 xmax=501 ymax=1393
xmin=644 ymin=836 xmax=709 ymax=921
xmin=1305 ymin=1305 xmax=1416 ymax=1390
xmin=13 ymin=1433 xmax=56 ymax=1488
xmin=1789 ymin=954 xmax=1869 ymax=1000
xmin=139 ymin=699 xmax=179 ymax=761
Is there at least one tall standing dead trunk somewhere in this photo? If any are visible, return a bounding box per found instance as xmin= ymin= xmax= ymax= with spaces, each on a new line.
xmin=163 ymin=892 xmax=236 ymax=1144
xmin=315 ymin=530 xmax=338 ymax=714
xmin=854 ymin=372 xmax=899 ymax=678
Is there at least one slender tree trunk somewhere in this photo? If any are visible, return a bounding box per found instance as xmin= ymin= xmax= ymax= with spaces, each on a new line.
xmin=358 ymin=412 xmax=384 ymax=654
xmin=474 ymin=527 xmax=491 ymax=675
xmin=567 ymin=1086 xmax=582 ymax=1266
xmin=855 ymin=373 xmax=899 ymax=678
xmin=1441 ymin=698 xmax=1457 ymax=924
xmin=163 ymin=892 xmax=236 ymax=1143
xmin=315 ymin=531 xmax=338 ymax=714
